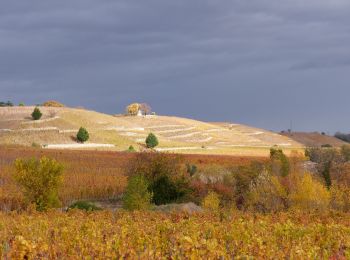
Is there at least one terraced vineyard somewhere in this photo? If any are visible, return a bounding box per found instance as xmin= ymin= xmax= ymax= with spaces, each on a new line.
xmin=0 ymin=107 xmax=303 ymax=155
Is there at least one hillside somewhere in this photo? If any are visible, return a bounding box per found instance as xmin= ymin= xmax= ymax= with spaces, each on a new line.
xmin=281 ymin=132 xmax=347 ymax=147
xmin=0 ymin=106 xmax=303 ymax=155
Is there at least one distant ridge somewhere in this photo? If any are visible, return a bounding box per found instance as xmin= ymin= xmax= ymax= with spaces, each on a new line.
xmin=281 ymin=132 xmax=347 ymax=148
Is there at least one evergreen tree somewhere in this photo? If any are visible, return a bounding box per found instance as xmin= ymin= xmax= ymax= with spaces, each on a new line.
xmin=31 ymin=107 xmax=42 ymax=120
xmin=77 ymin=127 xmax=89 ymax=143
xmin=145 ymin=133 xmax=159 ymax=148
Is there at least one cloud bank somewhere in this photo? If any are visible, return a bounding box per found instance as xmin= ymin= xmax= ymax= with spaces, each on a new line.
xmin=1 ymin=0 xmax=350 ymax=132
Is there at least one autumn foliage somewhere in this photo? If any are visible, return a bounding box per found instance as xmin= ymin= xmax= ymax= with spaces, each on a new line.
xmin=1 ymin=146 xmax=350 ymax=257
xmin=13 ymin=157 xmax=64 ymax=211
xmin=42 ymin=100 xmax=65 ymax=107
xmin=1 ymin=211 xmax=350 ymax=258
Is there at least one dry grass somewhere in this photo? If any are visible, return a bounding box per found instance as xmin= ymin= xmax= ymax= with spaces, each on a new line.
xmin=0 ymin=107 xmax=304 ymax=155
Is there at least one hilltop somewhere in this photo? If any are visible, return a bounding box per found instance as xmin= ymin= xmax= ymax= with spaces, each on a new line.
xmin=0 ymin=106 xmax=303 ymax=155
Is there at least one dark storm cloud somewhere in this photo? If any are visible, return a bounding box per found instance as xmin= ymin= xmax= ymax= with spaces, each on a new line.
xmin=1 ymin=0 xmax=350 ymax=132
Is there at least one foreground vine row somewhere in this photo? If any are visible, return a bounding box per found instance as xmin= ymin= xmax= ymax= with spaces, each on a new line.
xmin=1 ymin=210 xmax=350 ymax=259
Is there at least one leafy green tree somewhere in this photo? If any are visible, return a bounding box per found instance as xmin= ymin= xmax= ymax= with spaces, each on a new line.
xmin=123 ymin=174 xmax=152 ymax=210
xmin=77 ymin=127 xmax=89 ymax=143
xmin=145 ymin=133 xmax=159 ymax=148
xmin=31 ymin=107 xmax=42 ymax=120
xmin=13 ymin=157 xmax=64 ymax=211
xmin=150 ymin=175 xmax=182 ymax=205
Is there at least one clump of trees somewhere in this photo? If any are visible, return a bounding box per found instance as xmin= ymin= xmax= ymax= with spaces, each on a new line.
xmin=0 ymin=101 xmax=14 ymax=107
xmin=125 ymin=103 xmax=152 ymax=116
xmin=335 ymin=132 xmax=350 ymax=143
xmin=77 ymin=127 xmax=89 ymax=143
xmin=13 ymin=157 xmax=64 ymax=211
xmin=31 ymin=107 xmax=42 ymax=120
xmin=122 ymin=149 xmax=335 ymax=213
xmin=125 ymin=153 xmax=192 ymax=207
xmin=145 ymin=133 xmax=159 ymax=149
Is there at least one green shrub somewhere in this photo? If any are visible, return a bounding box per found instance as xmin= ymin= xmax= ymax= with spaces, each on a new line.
xmin=123 ymin=174 xmax=152 ymax=211
xmin=127 ymin=153 xmax=192 ymax=205
xmin=13 ymin=157 xmax=63 ymax=211
xmin=149 ymin=175 xmax=190 ymax=205
xmin=270 ymin=147 xmax=290 ymax=177
xmin=77 ymin=127 xmax=89 ymax=143
xmin=31 ymin=107 xmax=42 ymax=120
xmin=145 ymin=133 xmax=158 ymax=148
xmin=18 ymin=102 xmax=25 ymax=106
xmin=68 ymin=201 xmax=101 ymax=211
xmin=31 ymin=142 xmax=41 ymax=148
xmin=127 ymin=145 xmax=136 ymax=152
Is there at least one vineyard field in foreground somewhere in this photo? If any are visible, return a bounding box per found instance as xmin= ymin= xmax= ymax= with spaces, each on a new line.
xmin=0 ymin=146 xmax=265 ymax=209
xmin=1 ymin=210 xmax=350 ymax=259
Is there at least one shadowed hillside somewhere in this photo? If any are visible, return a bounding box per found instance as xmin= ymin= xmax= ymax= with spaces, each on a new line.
xmin=281 ymin=132 xmax=347 ymax=147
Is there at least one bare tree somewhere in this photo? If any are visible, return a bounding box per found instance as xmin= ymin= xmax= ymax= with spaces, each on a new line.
xmin=140 ymin=103 xmax=151 ymax=115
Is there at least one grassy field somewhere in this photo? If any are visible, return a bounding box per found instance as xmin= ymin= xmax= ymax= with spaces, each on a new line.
xmin=0 ymin=106 xmax=303 ymax=155
xmin=1 ymin=210 xmax=349 ymax=259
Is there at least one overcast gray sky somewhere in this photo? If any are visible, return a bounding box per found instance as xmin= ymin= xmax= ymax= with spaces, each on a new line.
xmin=1 ymin=0 xmax=350 ymax=133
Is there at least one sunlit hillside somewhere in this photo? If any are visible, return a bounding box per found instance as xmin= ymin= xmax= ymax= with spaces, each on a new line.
xmin=0 ymin=106 xmax=303 ymax=155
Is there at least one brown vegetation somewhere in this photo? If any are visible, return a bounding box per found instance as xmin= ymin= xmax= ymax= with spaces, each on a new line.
xmin=0 ymin=146 xmax=264 ymax=210
xmin=281 ymin=132 xmax=347 ymax=147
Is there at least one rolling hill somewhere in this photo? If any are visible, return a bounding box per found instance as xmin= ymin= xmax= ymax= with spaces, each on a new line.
xmin=0 ymin=106 xmax=303 ymax=155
